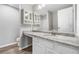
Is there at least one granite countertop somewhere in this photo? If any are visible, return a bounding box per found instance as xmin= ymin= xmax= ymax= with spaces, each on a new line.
xmin=24 ymin=31 xmax=79 ymax=47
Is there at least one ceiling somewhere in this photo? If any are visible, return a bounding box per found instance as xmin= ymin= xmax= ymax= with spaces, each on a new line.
xmin=8 ymin=4 xmax=19 ymax=9
xmin=34 ymin=4 xmax=73 ymax=15
xmin=7 ymin=4 xmax=73 ymax=15
xmin=8 ymin=4 xmax=34 ymax=9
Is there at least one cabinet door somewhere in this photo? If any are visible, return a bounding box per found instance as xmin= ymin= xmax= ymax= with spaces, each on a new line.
xmin=38 ymin=38 xmax=55 ymax=50
xmin=33 ymin=37 xmax=39 ymax=54
xmin=33 ymin=37 xmax=46 ymax=54
xmin=37 ymin=37 xmax=56 ymax=54
xmin=28 ymin=12 xmax=33 ymax=23
xmin=23 ymin=10 xmax=33 ymax=24
xmin=24 ymin=10 xmax=29 ymax=24
xmin=45 ymin=48 xmax=57 ymax=54
xmin=54 ymin=42 xmax=79 ymax=54
xmin=34 ymin=13 xmax=40 ymax=24
xmin=33 ymin=43 xmax=39 ymax=54
xmin=36 ymin=44 xmax=46 ymax=54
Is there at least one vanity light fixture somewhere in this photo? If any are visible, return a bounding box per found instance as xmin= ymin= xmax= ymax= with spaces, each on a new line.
xmin=38 ymin=4 xmax=46 ymax=9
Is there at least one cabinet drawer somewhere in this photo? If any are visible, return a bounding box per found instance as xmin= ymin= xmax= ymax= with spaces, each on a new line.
xmin=33 ymin=43 xmax=39 ymax=54
xmin=37 ymin=45 xmax=46 ymax=54
xmin=54 ymin=42 xmax=79 ymax=54
xmin=33 ymin=43 xmax=46 ymax=54
xmin=33 ymin=37 xmax=39 ymax=44
xmin=38 ymin=38 xmax=55 ymax=49
xmin=45 ymin=48 xmax=57 ymax=54
xmin=34 ymin=37 xmax=39 ymax=42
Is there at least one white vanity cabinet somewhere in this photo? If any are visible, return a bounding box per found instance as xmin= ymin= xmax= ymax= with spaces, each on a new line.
xmin=33 ymin=37 xmax=46 ymax=54
xmin=33 ymin=36 xmax=79 ymax=54
xmin=33 ymin=36 xmax=56 ymax=54
xmin=53 ymin=42 xmax=79 ymax=54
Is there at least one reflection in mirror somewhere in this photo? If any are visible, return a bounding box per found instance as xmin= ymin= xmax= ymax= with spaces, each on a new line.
xmin=58 ymin=6 xmax=74 ymax=33
xmin=33 ymin=4 xmax=75 ymax=36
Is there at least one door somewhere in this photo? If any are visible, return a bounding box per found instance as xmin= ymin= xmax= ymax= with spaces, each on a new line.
xmin=58 ymin=7 xmax=74 ymax=33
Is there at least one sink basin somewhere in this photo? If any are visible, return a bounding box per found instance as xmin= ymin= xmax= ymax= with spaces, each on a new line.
xmin=41 ymin=33 xmax=52 ymax=36
xmin=55 ymin=35 xmax=79 ymax=42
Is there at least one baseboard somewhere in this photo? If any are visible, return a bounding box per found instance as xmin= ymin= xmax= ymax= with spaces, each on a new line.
xmin=0 ymin=42 xmax=17 ymax=48
xmin=19 ymin=44 xmax=32 ymax=50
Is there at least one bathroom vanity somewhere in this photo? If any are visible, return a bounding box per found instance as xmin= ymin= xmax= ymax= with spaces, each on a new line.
xmin=24 ymin=31 xmax=79 ymax=54
xmin=19 ymin=4 xmax=79 ymax=54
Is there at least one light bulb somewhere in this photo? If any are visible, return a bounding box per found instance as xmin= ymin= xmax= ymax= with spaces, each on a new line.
xmin=38 ymin=4 xmax=46 ymax=10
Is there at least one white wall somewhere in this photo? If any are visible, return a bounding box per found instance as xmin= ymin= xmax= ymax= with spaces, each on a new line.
xmin=40 ymin=15 xmax=49 ymax=31
xmin=52 ymin=11 xmax=58 ymax=31
xmin=8 ymin=4 xmax=19 ymax=9
xmin=48 ymin=11 xmax=53 ymax=30
xmin=0 ymin=5 xmax=20 ymax=46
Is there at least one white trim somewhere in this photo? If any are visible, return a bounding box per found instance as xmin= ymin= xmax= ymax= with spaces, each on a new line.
xmin=0 ymin=42 xmax=17 ymax=48
xmin=19 ymin=44 xmax=32 ymax=50
xmin=73 ymin=4 xmax=77 ymax=33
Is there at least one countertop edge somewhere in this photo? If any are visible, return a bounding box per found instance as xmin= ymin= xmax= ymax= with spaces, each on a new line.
xmin=24 ymin=32 xmax=79 ymax=47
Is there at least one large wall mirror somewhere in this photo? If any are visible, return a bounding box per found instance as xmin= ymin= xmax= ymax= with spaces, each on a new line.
xmin=33 ymin=4 xmax=76 ymax=36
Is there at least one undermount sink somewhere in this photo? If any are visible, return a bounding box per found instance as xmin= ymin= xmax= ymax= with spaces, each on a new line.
xmin=41 ymin=33 xmax=52 ymax=36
